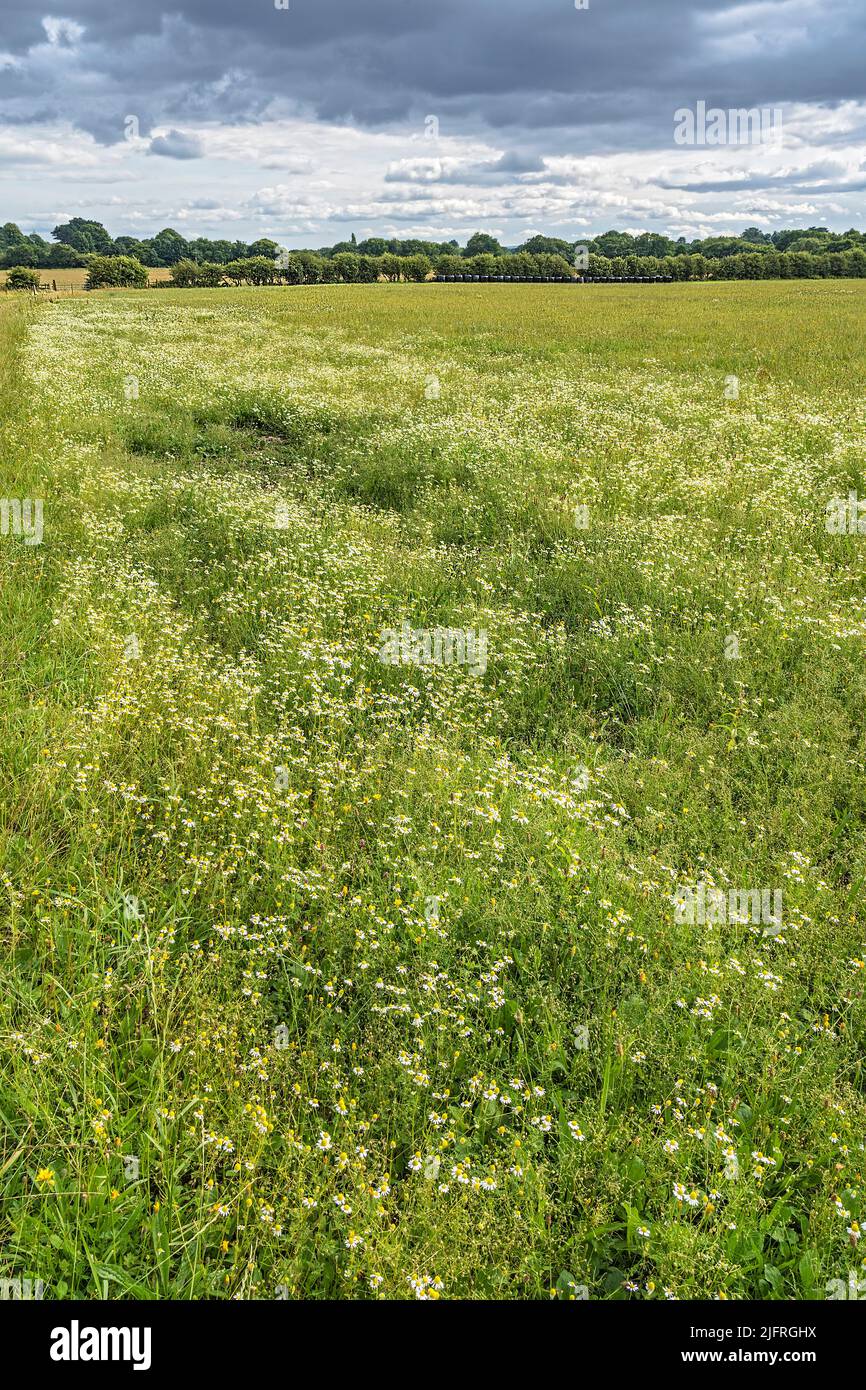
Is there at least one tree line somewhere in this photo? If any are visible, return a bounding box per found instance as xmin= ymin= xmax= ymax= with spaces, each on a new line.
xmin=4 ymin=219 xmax=866 ymax=288
xmin=583 ymin=247 xmax=866 ymax=280
xmin=165 ymin=249 xmax=576 ymax=287
xmin=3 ymin=219 xmax=865 ymax=271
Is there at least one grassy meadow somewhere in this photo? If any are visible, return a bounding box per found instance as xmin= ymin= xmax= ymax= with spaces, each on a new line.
xmin=1 ymin=279 xmax=866 ymax=1301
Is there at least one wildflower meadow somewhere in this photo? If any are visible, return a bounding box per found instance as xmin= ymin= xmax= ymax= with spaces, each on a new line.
xmin=2 ymin=279 xmax=866 ymax=1302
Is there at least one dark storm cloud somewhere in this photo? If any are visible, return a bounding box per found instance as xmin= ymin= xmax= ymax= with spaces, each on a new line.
xmin=0 ymin=0 xmax=863 ymax=149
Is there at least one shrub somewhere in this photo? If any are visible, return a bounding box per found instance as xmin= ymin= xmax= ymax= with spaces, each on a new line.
xmin=277 ymin=256 xmax=304 ymax=285
xmin=466 ymin=253 xmax=498 ymax=277
xmin=332 ymin=252 xmax=361 ymax=283
xmin=5 ymin=265 xmax=40 ymax=290
xmin=170 ymin=260 xmax=225 ymax=289
xmin=223 ymin=257 xmax=279 ymax=286
xmin=170 ymin=259 xmax=203 ymax=288
xmin=84 ymin=255 xmax=149 ymax=289
xmin=196 ymin=263 xmax=225 ymax=288
xmin=403 ymin=254 xmax=432 ymax=282
xmin=379 ymin=253 xmax=402 ymax=282
xmin=293 ymin=252 xmax=324 ymax=283
xmin=540 ymin=253 xmax=577 ymax=278
xmin=244 ymin=256 xmax=280 ymax=286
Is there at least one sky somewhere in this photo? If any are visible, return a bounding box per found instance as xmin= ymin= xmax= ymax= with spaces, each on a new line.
xmin=0 ymin=0 xmax=865 ymax=248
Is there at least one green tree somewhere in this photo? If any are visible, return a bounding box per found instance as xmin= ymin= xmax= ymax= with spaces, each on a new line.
xmin=1 ymin=244 xmax=37 ymax=267
xmin=785 ymin=251 xmax=817 ymax=279
xmin=5 ymin=265 xmax=40 ymax=290
xmin=114 ymin=237 xmax=154 ymax=264
xmin=586 ymin=253 xmax=610 ymax=279
xmin=697 ymin=236 xmax=766 ymax=260
xmin=46 ymin=243 xmax=85 ymax=268
xmin=739 ymin=252 xmax=765 ymax=279
xmin=403 ymin=254 xmax=432 ymax=282
xmin=590 ymin=230 xmax=635 ymax=259
xmin=132 ymin=241 xmax=161 ymax=267
xmin=0 ymin=222 xmax=27 ymax=249
xmin=220 ymin=257 xmax=279 ymax=286
xmin=464 ymin=232 xmax=505 ymax=257
xmin=196 ymin=262 xmax=226 ymax=287
xmin=633 ymin=232 xmax=678 ymax=258
xmin=844 ymin=247 xmax=866 ymax=277
xmin=332 ymin=252 xmax=361 ymax=282
xmin=53 ymin=218 xmax=115 ymax=254
xmin=150 ymin=228 xmax=190 ymax=266
xmin=187 ymin=238 xmax=235 ymax=265
xmin=169 ymin=259 xmax=202 ymax=287
xmin=741 ymin=226 xmax=771 ymax=244
xmin=544 ymin=253 xmax=576 ymax=278
xmin=84 ymin=255 xmax=148 ymax=289
xmin=466 ymin=253 xmax=497 ymax=277
xmin=379 ymin=253 xmax=402 ymax=281
xmin=247 ymin=239 xmax=280 ymax=261
xmin=785 ymin=236 xmax=825 ymax=254
xmin=517 ymin=235 xmax=574 ymax=258
xmin=294 ymin=252 xmax=325 ymax=283
xmin=277 ymin=255 xmax=304 ymax=285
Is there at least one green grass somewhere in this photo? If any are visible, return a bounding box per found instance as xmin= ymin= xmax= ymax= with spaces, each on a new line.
xmin=1 ymin=280 xmax=866 ymax=1300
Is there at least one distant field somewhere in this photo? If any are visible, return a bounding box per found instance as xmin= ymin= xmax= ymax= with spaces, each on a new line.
xmin=2 ymin=281 xmax=866 ymax=1301
xmin=0 ymin=265 xmax=173 ymax=290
